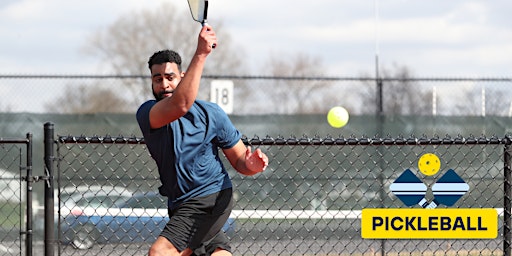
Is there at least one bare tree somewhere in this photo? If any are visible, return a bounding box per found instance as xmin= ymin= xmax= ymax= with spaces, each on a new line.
xmin=81 ymin=2 xmax=247 ymax=107
xmin=359 ymin=64 xmax=432 ymax=115
xmin=45 ymin=2 xmax=248 ymax=114
xmin=453 ymin=86 xmax=510 ymax=116
xmin=260 ymin=52 xmax=337 ymax=114
xmin=44 ymin=84 xmax=129 ymax=114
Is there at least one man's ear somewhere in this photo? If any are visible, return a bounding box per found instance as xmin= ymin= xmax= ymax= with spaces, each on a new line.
xmin=181 ymin=72 xmax=185 ymax=77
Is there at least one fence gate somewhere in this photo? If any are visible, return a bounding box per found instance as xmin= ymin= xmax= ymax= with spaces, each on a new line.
xmin=0 ymin=134 xmax=33 ymax=256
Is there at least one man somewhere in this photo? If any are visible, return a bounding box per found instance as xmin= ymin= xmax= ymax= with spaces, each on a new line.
xmin=136 ymin=25 xmax=268 ymax=256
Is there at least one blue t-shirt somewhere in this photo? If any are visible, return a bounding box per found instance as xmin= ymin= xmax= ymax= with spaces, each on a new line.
xmin=136 ymin=100 xmax=240 ymax=209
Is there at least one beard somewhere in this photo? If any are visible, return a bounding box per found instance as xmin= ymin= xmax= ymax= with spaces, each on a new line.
xmin=153 ymin=89 xmax=173 ymax=101
xmin=153 ymin=90 xmax=162 ymax=101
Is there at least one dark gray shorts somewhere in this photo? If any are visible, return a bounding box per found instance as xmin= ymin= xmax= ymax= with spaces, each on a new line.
xmin=160 ymin=188 xmax=234 ymax=256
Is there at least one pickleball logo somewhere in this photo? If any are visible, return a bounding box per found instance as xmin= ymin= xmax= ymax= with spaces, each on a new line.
xmin=361 ymin=153 xmax=498 ymax=239
xmin=390 ymin=153 xmax=469 ymax=209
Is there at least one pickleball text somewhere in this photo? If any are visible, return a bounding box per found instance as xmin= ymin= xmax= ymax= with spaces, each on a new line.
xmin=361 ymin=208 xmax=497 ymax=239
xmin=372 ymin=216 xmax=488 ymax=231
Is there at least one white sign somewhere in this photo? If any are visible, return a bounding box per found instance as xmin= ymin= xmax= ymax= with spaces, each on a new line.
xmin=210 ymin=80 xmax=234 ymax=114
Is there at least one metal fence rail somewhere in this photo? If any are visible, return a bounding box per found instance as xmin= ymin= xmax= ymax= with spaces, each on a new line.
xmin=46 ymin=127 xmax=511 ymax=256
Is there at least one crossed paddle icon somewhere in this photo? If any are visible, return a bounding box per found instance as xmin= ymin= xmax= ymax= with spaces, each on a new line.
xmin=390 ymin=153 xmax=469 ymax=208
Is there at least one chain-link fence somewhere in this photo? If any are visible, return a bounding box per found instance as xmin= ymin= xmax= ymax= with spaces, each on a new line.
xmin=46 ymin=130 xmax=511 ymax=256
xmin=1 ymin=74 xmax=512 ymax=256
xmin=1 ymin=75 xmax=511 ymax=116
xmin=2 ymin=125 xmax=512 ymax=256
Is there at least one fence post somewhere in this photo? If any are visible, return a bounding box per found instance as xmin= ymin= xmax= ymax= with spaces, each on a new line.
xmin=25 ymin=133 xmax=33 ymax=256
xmin=44 ymin=123 xmax=55 ymax=256
xmin=376 ymin=77 xmax=385 ymax=256
xmin=505 ymin=136 xmax=512 ymax=256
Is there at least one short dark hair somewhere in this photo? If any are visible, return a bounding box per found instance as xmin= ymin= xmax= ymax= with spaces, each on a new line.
xmin=148 ymin=50 xmax=182 ymax=72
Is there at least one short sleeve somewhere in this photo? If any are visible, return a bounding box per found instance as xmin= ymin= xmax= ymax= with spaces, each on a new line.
xmin=136 ymin=100 xmax=156 ymax=136
xmin=212 ymin=104 xmax=241 ymax=149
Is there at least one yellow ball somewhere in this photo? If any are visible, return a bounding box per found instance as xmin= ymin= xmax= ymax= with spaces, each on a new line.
xmin=327 ymin=106 xmax=349 ymax=128
xmin=418 ymin=153 xmax=441 ymax=176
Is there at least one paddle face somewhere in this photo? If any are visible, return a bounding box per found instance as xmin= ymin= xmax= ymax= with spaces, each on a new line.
xmin=187 ymin=0 xmax=215 ymax=48
xmin=187 ymin=0 xmax=207 ymax=25
xmin=431 ymin=169 xmax=469 ymax=206
xmin=390 ymin=169 xmax=428 ymax=206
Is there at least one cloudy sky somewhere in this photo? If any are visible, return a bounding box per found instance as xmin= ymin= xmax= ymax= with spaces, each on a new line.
xmin=1 ymin=0 xmax=511 ymax=76
xmin=0 ymin=0 xmax=511 ymax=112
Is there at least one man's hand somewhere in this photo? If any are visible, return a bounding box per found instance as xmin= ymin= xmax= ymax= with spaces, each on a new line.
xmin=197 ymin=24 xmax=217 ymax=55
xmin=245 ymin=146 xmax=269 ymax=175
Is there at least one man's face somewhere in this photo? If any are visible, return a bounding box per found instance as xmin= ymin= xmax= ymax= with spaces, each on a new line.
xmin=150 ymin=62 xmax=183 ymax=101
